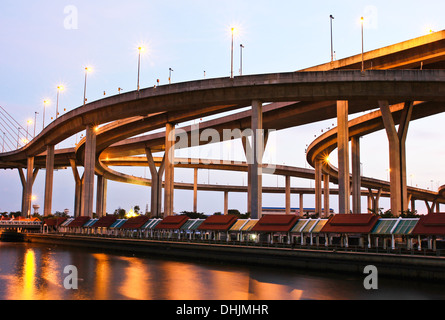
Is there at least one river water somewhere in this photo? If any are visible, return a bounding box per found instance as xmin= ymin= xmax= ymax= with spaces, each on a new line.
xmin=0 ymin=241 xmax=444 ymax=300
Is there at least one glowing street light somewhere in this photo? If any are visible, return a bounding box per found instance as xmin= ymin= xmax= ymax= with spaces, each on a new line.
xmin=43 ymin=99 xmax=50 ymax=130
xmin=26 ymin=119 xmax=32 ymax=140
xmin=137 ymin=46 xmax=145 ymax=91
xmin=84 ymin=67 xmax=92 ymax=105
xmin=239 ymin=44 xmax=244 ymax=76
xmin=230 ymin=27 xmax=237 ymax=78
xmin=56 ymin=85 xmax=64 ymax=119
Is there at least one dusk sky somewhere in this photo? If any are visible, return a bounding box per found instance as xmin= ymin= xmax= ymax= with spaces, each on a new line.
xmin=0 ymin=1 xmax=444 ymax=215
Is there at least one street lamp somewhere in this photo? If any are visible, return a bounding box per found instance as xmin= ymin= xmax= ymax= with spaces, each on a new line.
xmin=361 ymin=17 xmax=365 ymax=72
xmin=330 ymin=15 xmax=335 ymax=62
xmin=26 ymin=119 xmax=32 ymax=141
xmin=2 ymin=131 xmax=5 ymax=152
xmin=56 ymin=85 xmax=64 ymax=119
xmin=169 ymin=68 xmax=174 ymax=84
xmin=33 ymin=112 xmax=38 ymax=138
xmin=84 ymin=67 xmax=92 ymax=105
xmin=43 ymin=99 xmax=50 ymax=130
xmin=137 ymin=46 xmax=145 ymax=91
xmin=230 ymin=27 xmax=238 ymax=78
xmin=239 ymin=44 xmax=244 ymax=76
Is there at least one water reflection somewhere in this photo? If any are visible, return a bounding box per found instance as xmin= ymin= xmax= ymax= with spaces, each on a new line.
xmin=0 ymin=242 xmax=444 ymax=300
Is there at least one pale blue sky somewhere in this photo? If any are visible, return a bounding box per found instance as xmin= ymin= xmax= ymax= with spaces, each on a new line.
xmin=0 ymin=0 xmax=444 ymax=215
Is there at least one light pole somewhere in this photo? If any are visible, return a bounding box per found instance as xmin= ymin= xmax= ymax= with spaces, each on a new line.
xmin=169 ymin=68 xmax=174 ymax=84
xmin=84 ymin=67 xmax=92 ymax=105
xmin=26 ymin=120 xmax=32 ymax=140
xmin=43 ymin=99 xmax=49 ymax=130
xmin=137 ymin=46 xmax=144 ymax=91
xmin=361 ymin=17 xmax=364 ymax=72
xmin=34 ymin=112 xmax=38 ymax=138
xmin=330 ymin=15 xmax=335 ymax=62
xmin=231 ymin=27 xmax=236 ymax=78
xmin=17 ymin=127 xmax=20 ymax=148
xmin=56 ymin=85 xmax=63 ymax=119
xmin=240 ymin=44 xmax=244 ymax=75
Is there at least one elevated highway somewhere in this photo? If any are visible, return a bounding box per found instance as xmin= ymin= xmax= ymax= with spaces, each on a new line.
xmin=1 ymin=31 xmax=445 ymax=219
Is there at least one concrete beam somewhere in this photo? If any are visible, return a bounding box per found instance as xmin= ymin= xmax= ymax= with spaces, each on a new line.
xmin=337 ymin=100 xmax=350 ymax=214
xmin=81 ymin=124 xmax=97 ymax=217
xmin=351 ymin=136 xmax=361 ymax=213
xmin=379 ymin=100 xmax=413 ymax=216
xmin=323 ymin=174 xmax=330 ymax=217
xmin=164 ymin=123 xmax=175 ymax=217
xmin=250 ymin=100 xmax=263 ymax=219
xmin=44 ymin=145 xmax=55 ymax=216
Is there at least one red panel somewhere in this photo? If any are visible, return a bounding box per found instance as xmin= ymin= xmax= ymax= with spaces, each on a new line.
xmin=320 ymin=214 xmax=380 ymax=234
xmin=94 ymin=215 xmax=118 ymax=228
xmin=44 ymin=217 xmax=67 ymax=226
xmin=67 ymin=216 xmax=91 ymax=228
xmin=251 ymin=215 xmax=300 ymax=232
xmin=155 ymin=215 xmax=189 ymax=230
xmin=197 ymin=215 xmax=238 ymax=231
xmin=120 ymin=215 xmax=150 ymax=229
xmin=412 ymin=213 xmax=445 ymax=235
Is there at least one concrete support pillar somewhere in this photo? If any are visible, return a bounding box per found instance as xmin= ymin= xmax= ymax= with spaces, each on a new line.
xmin=337 ymin=100 xmax=350 ymax=214
xmin=285 ymin=175 xmax=291 ymax=214
xmin=22 ymin=157 xmax=35 ymax=217
xmin=351 ymin=136 xmax=361 ymax=214
xmin=367 ymin=194 xmax=373 ymax=213
xmin=242 ymin=136 xmax=252 ymax=213
xmin=379 ymin=101 xmax=413 ymax=216
xmin=69 ymin=159 xmax=83 ymax=218
xmin=81 ymin=124 xmax=97 ymax=218
xmin=411 ymin=197 xmax=416 ymax=212
xmin=250 ymin=100 xmax=263 ymax=219
xmin=18 ymin=168 xmax=26 ymax=214
xmin=368 ymin=188 xmax=382 ymax=214
xmin=146 ymin=147 xmax=165 ymax=217
xmin=193 ymin=168 xmax=198 ymax=212
xmin=299 ymin=193 xmax=304 ymax=216
xmin=314 ymin=159 xmax=322 ymax=216
xmin=323 ymin=174 xmax=330 ymax=217
xmin=96 ymin=175 xmax=107 ymax=217
xmin=224 ymin=191 xmax=229 ymax=215
xmin=164 ymin=123 xmax=175 ymax=217
xmin=44 ymin=145 xmax=55 ymax=216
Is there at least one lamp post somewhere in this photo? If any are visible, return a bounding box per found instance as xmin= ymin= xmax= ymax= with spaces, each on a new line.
xmin=33 ymin=112 xmax=38 ymax=138
xmin=84 ymin=67 xmax=92 ymax=105
xmin=361 ymin=17 xmax=364 ymax=72
xmin=169 ymin=68 xmax=174 ymax=84
xmin=17 ymin=127 xmax=20 ymax=148
xmin=26 ymin=120 xmax=32 ymax=141
xmin=231 ymin=27 xmax=236 ymax=78
xmin=43 ymin=99 xmax=49 ymax=130
xmin=240 ymin=44 xmax=244 ymax=76
xmin=137 ymin=46 xmax=144 ymax=91
xmin=56 ymin=85 xmax=63 ymax=119
xmin=330 ymin=15 xmax=335 ymax=62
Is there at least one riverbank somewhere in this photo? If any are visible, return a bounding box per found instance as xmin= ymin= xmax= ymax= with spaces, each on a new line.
xmin=25 ymin=233 xmax=445 ymax=282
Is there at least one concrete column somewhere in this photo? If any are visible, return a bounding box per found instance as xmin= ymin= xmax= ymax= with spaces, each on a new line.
xmin=250 ymin=100 xmax=263 ymax=219
xmin=146 ymin=147 xmax=165 ymax=217
xmin=299 ymin=193 xmax=304 ymax=216
xmin=314 ymin=159 xmax=322 ymax=216
xmin=323 ymin=174 xmax=330 ymax=217
xmin=18 ymin=168 xmax=26 ymax=214
xmin=337 ymin=100 xmax=350 ymax=214
xmin=44 ymin=145 xmax=55 ymax=216
xmin=285 ymin=175 xmax=291 ymax=214
xmin=81 ymin=124 xmax=96 ymax=218
xmin=96 ymin=175 xmax=107 ymax=217
xmin=379 ymin=101 xmax=413 ymax=216
xmin=367 ymin=194 xmax=373 ymax=213
xmin=242 ymin=135 xmax=252 ymax=213
xmin=23 ymin=157 xmax=35 ymax=217
xmin=224 ymin=191 xmax=229 ymax=215
xmin=193 ymin=168 xmax=198 ymax=212
xmin=164 ymin=122 xmax=175 ymax=217
xmin=411 ymin=197 xmax=416 ymax=212
xmin=351 ymin=136 xmax=361 ymax=214
xmin=69 ymin=159 xmax=83 ymax=218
